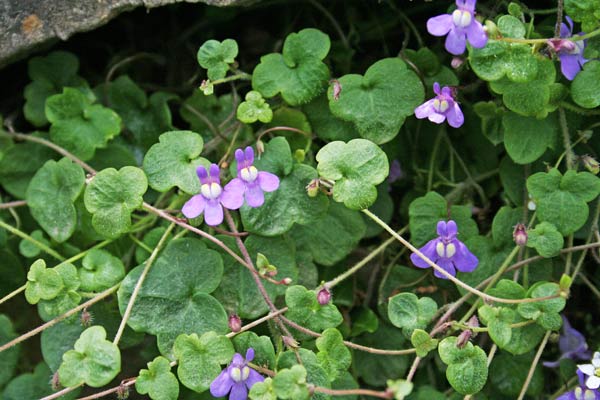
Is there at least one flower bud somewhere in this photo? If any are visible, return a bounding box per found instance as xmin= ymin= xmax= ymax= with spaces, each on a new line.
xmin=200 ymin=79 xmax=214 ymax=95
xmin=80 ymin=308 xmax=93 ymax=327
xmin=51 ymin=371 xmax=61 ymax=391
xmin=306 ymin=179 xmax=320 ymax=197
xmin=281 ymin=277 xmax=292 ymax=285
xmin=117 ymin=385 xmax=130 ymax=400
xmin=451 ymin=57 xmax=465 ymax=69
xmin=228 ymin=314 xmax=242 ymax=333
xmin=582 ymin=155 xmax=600 ymax=175
xmin=283 ymin=335 xmax=299 ymax=349
xmin=256 ymin=140 xmax=265 ymax=156
xmin=330 ymin=79 xmax=342 ymax=100
xmin=456 ymin=329 xmax=472 ymax=349
xmin=513 ymin=223 xmax=528 ymax=246
xmin=317 ymin=287 xmax=331 ymax=305
xmin=484 ymin=20 xmax=498 ymax=38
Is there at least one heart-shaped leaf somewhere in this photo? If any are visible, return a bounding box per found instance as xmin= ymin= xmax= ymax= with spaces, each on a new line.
xmin=285 ymin=285 xmax=343 ymax=332
xmin=25 ymin=259 xmax=64 ymax=304
xmin=272 ymin=365 xmax=310 ymax=400
xmin=410 ymin=329 xmax=439 ymax=358
xmin=135 ymin=356 xmax=179 ymax=400
xmin=526 ymin=222 xmax=564 ymax=258
xmin=237 ymin=90 xmax=273 ymax=123
xmin=316 ymin=328 xmax=352 ymax=381
xmin=438 ymin=337 xmax=488 ymax=395
xmin=388 ymin=293 xmax=437 ymax=337
xmin=79 ymin=249 xmax=125 ymax=292
xmin=327 ymin=58 xmax=423 ymax=144
xmin=197 ymin=39 xmax=239 ymax=80
xmin=316 ymin=139 xmax=389 ymax=210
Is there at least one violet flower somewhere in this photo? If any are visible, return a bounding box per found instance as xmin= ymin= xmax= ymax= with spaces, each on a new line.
xmin=547 ymin=16 xmax=588 ymax=80
xmin=225 ymin=147 xmax=280 ymax=208
xmin=558 ymin=370 xmax=600 ymax=399
xmin=410 ymin=220 xmax=478 ymax=279
xmin=427 ymin=0 xmax=488 ymax=55
xmin=210 ymin=348 xmax=264 ymax=400
xmin=544 ymin=315 xmax=591 ymax=368
xmin=414 ymin=83 xmax=464 ymax=128
xmin=182 ymin=164 xmax=243 ymax=226
xmin=578 ymin=352 xmax=600 ymax=389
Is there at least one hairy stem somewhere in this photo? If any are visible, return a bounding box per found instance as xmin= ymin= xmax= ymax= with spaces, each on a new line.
xmin=517 ymin=330 xmax=551 ymax=400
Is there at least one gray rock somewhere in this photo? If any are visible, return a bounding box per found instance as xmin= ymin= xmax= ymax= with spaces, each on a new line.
xmin=0 ymin=0 xmax=252 ymax=68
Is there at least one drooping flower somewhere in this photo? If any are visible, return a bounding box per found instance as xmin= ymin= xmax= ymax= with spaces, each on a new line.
xmin=578 ymin=352 xmax=600 ymax=389
xmin=558 ymin=369 xmax=600 ymax=399
xmin=414 ymin=83 xmax=464 ymax=128
xmin=182 ymin=164 xmax=243 ymax=226
xmin=410 ymin=220 xmax=478 ymax=279
xmin=547 ymin=16 xmax=588 ymax=80
xmin=544 ymin=315 xmax=591 ymax=368
xmin=210 ymin=348 xmax=264 ymax=400
xmin=225 ymin=147 xmax=280 ymax=208
xmin=427 ymin=0 xmax=488 ymax=55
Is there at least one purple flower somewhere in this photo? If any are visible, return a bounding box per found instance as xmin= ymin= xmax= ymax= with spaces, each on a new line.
xmin=388 ymin=159 xmax=404 ymax=184
xmin=547 ymin=16 xmax=588 ymax=80
xmin=544 ymin=315 xmax=591 ymax=368
xmin=210 ymin=348 xmax=264 ymax=400
xmin=225 ymin=147 xmax=280 ymax=208
xmin=182 ymin=164 xmax=243 ymax=226
xmin=414 ymin=83 xmax=464 ymax=128
xmin=557 ymin=370 xmax=600 ymax=399
xmin=427 ymin=0 xmax=488 ymax=55
xmin=410 ymin=220 xmax=478 ymax=279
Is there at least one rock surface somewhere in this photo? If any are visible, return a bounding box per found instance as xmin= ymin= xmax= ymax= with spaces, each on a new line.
xmin=0 ymin=0 xmax=251 ymax=68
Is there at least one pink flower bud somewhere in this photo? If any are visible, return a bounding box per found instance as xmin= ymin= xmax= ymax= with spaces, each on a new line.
xmin=306 ymin=179 xmax=320 ymax=197
xmin=317 ymin=287 xmax=331 ymax=305
xmin=281 ymin=277 xmax=292 ymax=285
xmin=451 ymin=57 xmax=465 ymax=69
xmin=513 ymin=223 xmax=528 ymax=246
xmin=582 ymin=155 xmax=600 ymax=175
xmin=330 ymin=79 xmax=342 ymax=100
xmin=228 ymin=314 xmax=242 ymax=333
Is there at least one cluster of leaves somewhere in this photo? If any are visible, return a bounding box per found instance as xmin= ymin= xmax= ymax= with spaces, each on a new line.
xmin=1 ymin=1 xmax=600 ymax=400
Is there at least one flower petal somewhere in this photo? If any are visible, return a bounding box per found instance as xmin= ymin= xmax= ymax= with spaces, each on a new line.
xmin=414 ymin=99 xmax=436 ymax=119
xmin=437 ymin=220 xmax=448 ymax=237
xmin=245 ymin=369 xmax=264 ymax=389
xmin=434 ymin=258 xmax=456 ymax=279
xmin=433 ymin=82 xmax=441 ymax=95
xmin=452 ymin=240 xmax=479 ymax=272
xmin=579 ymin=364 xmax=595 ymax=376
xmin=229 ymin=382 xmax=248 ymax=400
xmin=428 ymin=112 xmax=446 ymax=124
xmin=204 ymin=200 xmax=224 ymax=226
xmin=197 ymin=165 xmax=208 ymax=181
xmin=235 ymin=148 xmax=245 ymax=169
xmin=560 ymin=54 xmax=582 ymax=80
xmin=245 ymin=348 xmax=255 ymax=362
xmin=257 ymin=171 xmax=280 ymax=192
xmin=210 ymin=368 xmax=235 ymax=397
xmin=586 ymin=375 xmax=600 ymax=390
xmin=446 ymin=220 xmax=458 ymax=237
xmin=427 ymin=14 xmax=454 ymax=37
xmin=209 ymin=164 xmax=221 ymax=184
xmin=245 ymin=182 xmax=266 ymax=208
xmin=182 ymin=194 xmax=206 ymax=219
xmin=245 ymin=146 xmax=255 ymax=165
xmin=410 ymin=239 xmax=439 ymax=268
xmin=445 ymin=28 xmax=467 ymax=55
xmin=222 ymin=178 xmax=245 ymax=210
xmin=465 ymin=20 xmax=488 ymax=48
xmin=560 ymin=22 xmax=571 ymax=39
xmin=446 ymin=102 xmax=465 ymax=128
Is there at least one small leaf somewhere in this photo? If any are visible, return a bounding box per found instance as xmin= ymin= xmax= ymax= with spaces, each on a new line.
xmin=26 ymin=158 xmax=85 ymax=242
xmin=527 ymin=222 xmax=564 ymax=258
xmin=249 ymin=377 xmax=277 ymax=400
xmin=316 ymin=328 xmax=351 ymax=381
xmin=518 ymin=282 xmax=566 ymax=330
xmin=502 ymin=112 xmax=557 ymax=164
xmin=410 ymin=329 xmax=439 ymax=358
xmin=252 ymin=28 xmax=331 ymax=106
xmin=58 ymin=326 xmax=121 ymax=387
xmin=46 ymin=88 xmax=121 ymax=161
xmin=3 ymin=362 xmax=80 ymax=400
xmin=197 ymin=39 xmax=239 ymax=80
xmin=232 ymin=332 xmax=276 ymax=369
xmin=388 ymin=293 xmax=437 ymax=337
xmin=327 ymin=58 xmax=423 ymax=144
xmin=142 ymin=130 xmax=209 ymax=194
xmin=272 ymin=365 xmax=310 ymax=400
xmin=571 ymin=60 xmax=600 ymax=108
xmin=387 ymin=379 xmax=414 ymax=400
xmin=135 ymin=356 xmax=179 ymax=400
xmin=438 ymin=337 xmax=488 ymax=395
xmin=173 ymin=332 xmax=234 ymax=393
xmin=0 ymin=314 xmax=20 ymax=387
xmin=25 ymin=259 xmax=64 ymax=304
xmin=497 ymin=15 xmax=527 ymax=38
xmin=84 ymin=166 xmax=148 ymax=239
xmin=237 ymin=90 xmax=273 ymax=123
xmin=316 ymin=139 xmax=389 ymax=210
xmin=285 ymin=285 xmax=343 ymax=332
xmin=37 ymin=263 xmax=81 ymax=321
xmin=80 ymin=249 xmax=125 ymax=291
xmin=469 ymin=40 xmax=539 ymax=83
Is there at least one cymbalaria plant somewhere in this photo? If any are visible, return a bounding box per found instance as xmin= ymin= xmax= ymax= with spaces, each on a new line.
xmin=2 ymin=1 xmax=600 ymax=399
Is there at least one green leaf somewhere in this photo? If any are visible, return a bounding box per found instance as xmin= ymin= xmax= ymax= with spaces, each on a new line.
xmin=19 ymin=230 xmax=50 ymax=258
xmin=84 ymin=166 xmax=148 ymax=239
xmin=502 ymin=112 xmax=557 ymax=164
xmin=197 ymin=39 xmax=238 ymax=80
xmin=478 ymin=305 xmax=516 ymax=348
xmin=26 ymin=158 xmax=85 ymax=242
xmin=303 ymin=94 xmax=359 ymax=142
xmin=232 ymin=332 xmax=276 ymax=369
xmin=46 ymin=88 xmax=121 ymax=161
xmin=37 ymin=263 xmax=81 ymax=321
xmin=469 ymin=40 xmax=539 ymax=83
xmin=253 ymin=28 xmax=330 ymax=106
xmin=173 ymin=332 xmax=234 ymax=393
xmin=25 ymin=259 xmax=64 ymax=304
xmin=571 ymin=60 xmax=600 ymax=108
xmin=249 ymin=377 xmax=277 ymax=400
xmin=565 ymin=0 xmax=600 ymax=32
xmin=79 ymin=249 xmax=125 ymax=291
xmin=41 ymin=320 xmax=84 ymax=372
xmin=327 ymin=58 xmax=423 ymax=144
xmin=118 ymin=238 xmax=227 ymax=340
xmin=497 ymin=15 xmax=527 ymax=38
xmin=136 ymin=356 xmax=179 ymax=400
xmin=474 ymin=101 xmax=505 ymax=145
xmin=362 ymin=184 xmax=394 ymax=238
xmin=410 ymin=329 xmax=439 ymax=358
xmin=316 ymin=139 xmax=389 ymax=210
xmin=316 ymin=328 xmax=351 ymax=381
xmin=491 ymin=206 xmax=523 ymax=248
xmin=3 ymin=362 xmax=80 ymax=400
xmin=387 ymin=379 xmax=414 ymax=400
xmin=237 ymin=90 xmax=273 ymax=123
xmin=134 ymin=226 xmax=173 ymax=264
xmin=289 ymin=201 xmax=365 ymax=266
xmin=265 ymin=107 xmax=312 ymax=152
xmin=102 ymin=75 xmax=176 ymax=149
xmin=527 ymin=222 xmax=564 ymax=257
xmin=277 ymin=348 xmax=331 ymax=400
xmin=241 ymin=164 xmax=328 ymax=236
xmin=285 ymin=285 xmax=343 ymax=332
xmin=490 ymin=352 xmax=544 ymax=396
xmin=58 ymin=326 xmax=121 ymax=387
xmin=143 ymin=130 xmax=209 ymax=194
xmin=408 ymin=191 xmax=478 ymax=247
xmin=0 ymin=314 xmax=20 ymax=387
xmin=388 ymin=293 xmax=437 ymax=337
xmin=438 ymin=337 xmax=488 ymax=395
xmin=350 ymin=307 xmax=379 ymax=337
xmin=24 ymin=51 xmax=88 ymax=127
xmin=272 ymin=365 xmax=310 ymax=400
xmin=527 ymin=168 xmax=600 ymax=235
xmin=518 ymin=282 xmax=566 ymax=330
